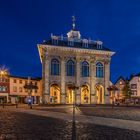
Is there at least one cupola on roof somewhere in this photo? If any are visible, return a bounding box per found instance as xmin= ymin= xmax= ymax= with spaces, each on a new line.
xmin=67 ymin=16 xmax=81 ymax=39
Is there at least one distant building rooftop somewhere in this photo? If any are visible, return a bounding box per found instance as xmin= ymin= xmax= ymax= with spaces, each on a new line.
xmin=10 ymin=75 xmax=42 ymax=81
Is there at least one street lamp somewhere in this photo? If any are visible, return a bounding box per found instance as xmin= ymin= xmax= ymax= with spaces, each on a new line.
xmin=68 ymin=84 xmax=79 ymax=140
xmin=0 ymin=67 xmax=9 ymax=108
xmin=24 ymin=77 xmax=38 ymax=109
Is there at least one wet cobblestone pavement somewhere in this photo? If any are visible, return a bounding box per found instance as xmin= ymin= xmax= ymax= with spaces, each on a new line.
xmin=34 ymin=106 xmax=140 ymax=121
xmin=79 ymin=107 xmax=140 ymax=121
xmin=0 ymin=109 xmax=140 ymax=140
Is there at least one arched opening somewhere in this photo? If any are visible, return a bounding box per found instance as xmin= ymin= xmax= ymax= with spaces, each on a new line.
xmin=50 ymin=84 xmax=60 ymax=103
xmin=81 ymin=85 xmax=90 ymax=104
xmin=95 ymin=84 xmax=104 ymax=104
xmin=66 ymin=84 xmax=75 ymax=104
xmin=66 ymin=89 xmax=74 ymax=104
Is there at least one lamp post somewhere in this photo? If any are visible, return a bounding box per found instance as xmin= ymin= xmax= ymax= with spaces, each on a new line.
xmin=68 ymin=84 xmax=79 ymax=140
xmin=0 ymin=68 xmax=9 ymax=108
xmin=24 ymin=77 xmax=38 ymax=109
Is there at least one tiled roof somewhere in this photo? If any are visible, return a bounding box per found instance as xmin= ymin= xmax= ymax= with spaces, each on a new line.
xmin=10 ymin=75 xmax=42 ymax=81
xmin=135 ymin=73 xmax=140 ymax=77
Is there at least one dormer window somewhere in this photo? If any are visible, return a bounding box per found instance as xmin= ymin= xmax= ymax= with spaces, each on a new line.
xmin=97 ymin=44 xmax=102 ymax=49
xmin=51 ymin=35 xmax=59 ymax=45
xmin=68 ymin=39 xmax=74 ymax=46
xmin=96 ymin=40 xmax=103 ymax=49
xmin=52 ymin=39 xmax=58 ymax=45
xmin=82 ymin=39 xmax=88 ymax=48
xmin=83 ymin=42 xmax=88 ymax=48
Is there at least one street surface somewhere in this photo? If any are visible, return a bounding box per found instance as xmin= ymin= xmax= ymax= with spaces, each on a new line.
xmin=0 ymin=105 xmax=140 ymax=140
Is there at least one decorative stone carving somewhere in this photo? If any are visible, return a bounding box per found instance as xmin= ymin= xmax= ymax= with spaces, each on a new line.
xmin=90 ymin=56 xmax=96 ymax=63
xmin=104 ymin=58 xmax=111 ymax=65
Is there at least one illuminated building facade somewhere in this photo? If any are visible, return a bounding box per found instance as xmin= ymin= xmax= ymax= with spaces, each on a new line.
xmin=115 ymin=75 xmax=140 ymax=104
xmin=9 ymin=76 xmax=42 ymax=104
xmin=38 ymin=18 xmax=115 ymax=104
xmin=0 ymin=69 xmax=42 ymax=104
xmin=0 ymin=69 xmax=10 ymax=103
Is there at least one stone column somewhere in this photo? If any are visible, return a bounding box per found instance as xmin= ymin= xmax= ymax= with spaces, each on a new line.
xmin=104 ymin=59 xmax=111 ymax=104
xmin=76 ymin=57 xmax=81 ymax=104
xmin=42 ymin=49 xmax=50 ymax=104
xmin=60 ymin=56 xmax=66 ymax=104
xmin=90 ymin=57 xmax=96 ymax=104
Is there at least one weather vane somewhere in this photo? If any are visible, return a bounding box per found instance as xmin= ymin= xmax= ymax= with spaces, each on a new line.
xmin=72 ymin=15 xmax=76 ymax=30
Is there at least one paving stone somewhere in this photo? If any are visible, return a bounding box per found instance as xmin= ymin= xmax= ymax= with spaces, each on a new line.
xmin=0 ymin=109 xmax=140 ymax=140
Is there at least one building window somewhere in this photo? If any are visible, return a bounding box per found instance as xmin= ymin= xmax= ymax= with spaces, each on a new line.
xmin=19 ymin=80 xmax=22 ymax=84
xmin=5 ymin=79 xmax=9 ymax=82
xmin=13 ymin=79 xmax=17 ymax=83
xmin=0 ymin=86 xmax=7 ymax=92
xmin=131 ymin=84 xmax=137 ymax=89
xmin=35 ymin=82 xmax=37 ymax=86
xmin=96 ymin=62 xmax=104 ymax=78
xmin=51 ymin=59 xmax=60 ymax=75
xmin=68 ymin=41 xmax=74 ymax=46
xmin=81 ymin=61 xmax=89 ymax=77
xmin=82 ymin=42 xmax=88 ymax=48
xmin=120 ymin=81 xmax=122 ymax=85
xmin=96 ymin=41 xmax=103 ymax=49
xmin=35 ymin=89 xmax=37 ymax=93
xmin=3 ymin=86 xmax=6 ymax=91
xmin=19 ymin=87 xmax=22 ymax=92
xmin=25 ymin=89 xmax=28 ymax=92
xmin=13 ymin=86 xmax=17 ymax=92
xmin=131 ymin=90 xmax=137 ymax=95
xmin=52 ymin=39 xmax=58 ymax=45
xmin=66 ymin=60 xmax=75 ymax=76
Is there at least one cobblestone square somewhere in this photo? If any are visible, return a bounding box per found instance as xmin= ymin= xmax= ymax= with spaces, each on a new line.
xmin=0 ymin=107 xmax=140 ymax=140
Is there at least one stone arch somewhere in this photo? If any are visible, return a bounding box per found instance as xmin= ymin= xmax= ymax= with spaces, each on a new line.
xmin=66 ymin=83 xmax=75 ymax=104
xmin=50 ymin=83 xmax=60 ymax=103
xmin=95 ymin=84 xmax=104 ymax=104
xmin=81 ymin=84 xmax=90 ymax=104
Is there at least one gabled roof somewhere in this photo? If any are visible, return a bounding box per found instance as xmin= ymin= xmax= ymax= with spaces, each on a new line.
xmin=135 ymin=72 xmax=140 ymax=77
xmin=114 ymin=76 xmax=125 ymax=85
xmin=129 ymin=72 xmax=140 ymax=81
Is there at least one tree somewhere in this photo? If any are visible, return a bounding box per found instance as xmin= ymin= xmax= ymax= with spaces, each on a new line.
xmin=122 ymin=78 xmax=132 ymax=101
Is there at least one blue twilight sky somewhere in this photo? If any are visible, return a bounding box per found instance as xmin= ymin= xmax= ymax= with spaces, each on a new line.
xmin=0 ymin=0 xmax=140 ymax=83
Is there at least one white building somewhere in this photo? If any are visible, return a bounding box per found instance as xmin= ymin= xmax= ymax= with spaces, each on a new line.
xmin=38 ymin=18 xmax=115 ymax=104
xmin=129 ymin=73 xmax=140 ymax=104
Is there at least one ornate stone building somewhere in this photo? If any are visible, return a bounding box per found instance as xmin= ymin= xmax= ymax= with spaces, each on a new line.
xmin=38 ymin=19 xmax=115 ymax=104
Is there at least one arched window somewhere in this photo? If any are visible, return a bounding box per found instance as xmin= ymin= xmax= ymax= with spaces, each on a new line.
xmin=81 ymin=61 xmax=89 ymax=77
xmin=96 ymin=62 xmax=103 ymax=78
xmin=51 ymin=59 xmax=60 ymax=75
xmin=66 ymin=60 xmax=75 ymax=76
